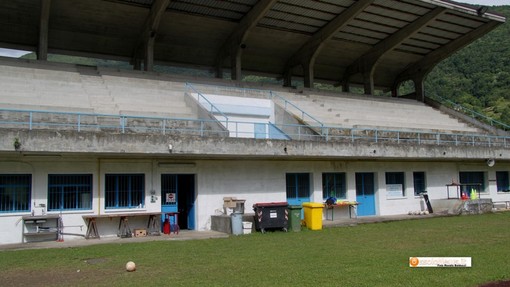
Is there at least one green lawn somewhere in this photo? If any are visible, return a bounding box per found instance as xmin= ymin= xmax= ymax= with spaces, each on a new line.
xmin=1 ymin=212 xmax=510 ymax=287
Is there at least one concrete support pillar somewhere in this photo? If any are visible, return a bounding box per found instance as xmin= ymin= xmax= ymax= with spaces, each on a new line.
xmin=283 ymin=69 xmax=292 ymax=87
xmin=38 ymin=0 xmax=51 ymax=61
xmin=391 ymin=86 xmax=398 ymax=97
xmin=342 ymin=79 xmax=350 ymax=93
xmin=133 ymin=59 xmax=142 ymax=70
xmin=144 ymin=37 xmax=155 ymax=72
xmin=363 ymin=71 xmax=374 ymax=95
xmin=215 ymin=63 xmax=223 ymax=79
xmin=231 ymin=49 xmax=242 ymax=81
xmin=303 ymin=60 xmax=314 ymax=89
xmin=414 ymin=76 xmax=425 ymax=102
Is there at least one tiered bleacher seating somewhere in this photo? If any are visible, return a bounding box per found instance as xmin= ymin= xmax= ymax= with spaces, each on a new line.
xmin=279 ymin=91 xmax=482 ymax=134
xmin=0 ymin=58 xmax=204 ymax=133
xmin=0 ymin=57 xmax=487 ymax=140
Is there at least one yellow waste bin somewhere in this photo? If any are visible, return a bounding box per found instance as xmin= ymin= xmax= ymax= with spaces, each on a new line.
xmin=302 ymin=202 xmax=324 ymax=230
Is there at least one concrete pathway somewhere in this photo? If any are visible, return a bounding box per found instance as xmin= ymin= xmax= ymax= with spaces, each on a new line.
xmin=0 ymin=213 xmax=448 ymax=251
xmin=0 ymin=230 xmax=230 ymax=251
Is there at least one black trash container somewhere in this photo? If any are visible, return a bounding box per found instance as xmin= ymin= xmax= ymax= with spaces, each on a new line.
xmin=253 ymin=202 xmax=289 ymax=233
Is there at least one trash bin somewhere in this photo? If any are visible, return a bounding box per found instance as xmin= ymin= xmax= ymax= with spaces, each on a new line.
xmin=242 ymin=221 xmax=253 ymax=234
xmin=302 ymin=202 xmax=324 ymax=230
xmin=253 ymin=202 xmax=289 ymax=233
xmin=288 ymin=205 xmax=302 ymax=232
xmin=231 ymin=212 xmax=243 ymax=235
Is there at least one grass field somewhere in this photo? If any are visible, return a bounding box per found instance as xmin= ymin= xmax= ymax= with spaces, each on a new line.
xmin=1 ymin=212 xmax=510 ymax=287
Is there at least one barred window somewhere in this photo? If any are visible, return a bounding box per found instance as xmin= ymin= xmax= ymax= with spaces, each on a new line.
xmin=0 ymin=174 xmax=31 ymax=213
xmin=105 ymin=174 xmax=145 ymax=209
xmin=286 ymin=173 xmax=310 ymax=200
xmin=496 ymin=171 xmax=509 ymax=192
xmin=413 ymin=172 xmax=426 ymax=196
xmin=48 ymin=174 xmax=92 ymax=211
xmin=322 ymin=173 xmax=347 ymax=199
xmin=459 ymin=171 xmax=485 ymax=194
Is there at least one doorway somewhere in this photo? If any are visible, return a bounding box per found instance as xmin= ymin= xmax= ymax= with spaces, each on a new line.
xmin=161 ymin=174 xmax=196 ymax=230
xmin=356 ymin=172 xmax=376 ymax=216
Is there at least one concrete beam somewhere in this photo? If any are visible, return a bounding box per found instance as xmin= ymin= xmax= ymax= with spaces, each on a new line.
xmin=394 ymin=20 xmax=502 ymax=87
xmin=1 ymin=129 xmax=508 ymax=161
xmin=132 ymin=0 xmax=171 ymax=71
xmin=215 ymin=0 xmax=278 ymax=80
xmin=38 ymin=0 xmax=51 ymax=61
xmin=284 ymin=0 xmax=373 ymax=88
xmin=343 ymin=7 xmax=445 ymax=94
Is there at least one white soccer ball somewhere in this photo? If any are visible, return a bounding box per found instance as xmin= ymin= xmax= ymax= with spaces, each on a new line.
xmin=126 ymin=261 xmax=136 ymax=272
xmin=424 ymin=210 xmax=429 ymax=215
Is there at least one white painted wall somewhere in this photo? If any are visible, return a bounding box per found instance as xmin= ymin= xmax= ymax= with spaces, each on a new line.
xmin=1 ymin=157 xmax=510 ymax=244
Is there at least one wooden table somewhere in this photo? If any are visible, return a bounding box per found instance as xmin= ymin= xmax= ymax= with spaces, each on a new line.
xmin=83 ymin=212 xmax=162 ymax=239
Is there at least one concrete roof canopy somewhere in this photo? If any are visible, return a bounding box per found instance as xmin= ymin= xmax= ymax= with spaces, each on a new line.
xmin=0 ymin=0 xmax=505 ymax=95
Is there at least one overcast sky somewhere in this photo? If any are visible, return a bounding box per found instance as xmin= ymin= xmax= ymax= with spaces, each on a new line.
xmin=0 ymin=48 xmax=29 ymax=58
xmin=460 ymin=0 xmax=510 ymax=5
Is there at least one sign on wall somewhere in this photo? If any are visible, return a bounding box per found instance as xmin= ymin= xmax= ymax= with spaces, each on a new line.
xmin=386 ymin=184 xmax=403 ymax=198
xmin=166 ymin=193 xmax=176 ymax=204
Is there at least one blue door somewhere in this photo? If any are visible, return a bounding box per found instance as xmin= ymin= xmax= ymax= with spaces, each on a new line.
xmin=356 ymin=173 xmax=376 ymax=216
xmin=286 ymin=173 xmax=310 ymax=218
xmin=161 ymin=174 xmax=195 ymax=230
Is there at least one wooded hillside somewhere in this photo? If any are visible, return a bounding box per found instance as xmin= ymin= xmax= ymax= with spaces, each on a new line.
xmin=425 ymin=6 xmax=510 ymax=124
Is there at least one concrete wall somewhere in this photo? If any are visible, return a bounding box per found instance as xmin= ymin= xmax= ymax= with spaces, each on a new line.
xmin=2 ymin=155 xmax=510 ymax=244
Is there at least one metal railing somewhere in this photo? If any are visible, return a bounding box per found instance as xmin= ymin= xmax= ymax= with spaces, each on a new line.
xmin=1 ymin=108 xmax=509 ymax=148
xmin=185 ymin=83 xmax=229 ymax=128
xmin=429 ymin=94 xmax=510 ymax=131
xmin=270 ymin=91 xmax=325 ymax=136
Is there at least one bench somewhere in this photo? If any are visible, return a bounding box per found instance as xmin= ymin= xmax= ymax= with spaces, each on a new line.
xmin=82 ymin=212 xmax=162 ymax=239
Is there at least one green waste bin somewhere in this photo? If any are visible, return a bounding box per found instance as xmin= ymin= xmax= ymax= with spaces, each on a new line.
xmin=288 ymin=205 xmax=302 ymax=232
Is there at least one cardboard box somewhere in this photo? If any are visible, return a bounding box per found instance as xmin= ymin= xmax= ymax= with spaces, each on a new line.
xmin=223 ymin=197 xmax=237 ymax=208
xmin=134 ymin=229 xmax=147 ymax=237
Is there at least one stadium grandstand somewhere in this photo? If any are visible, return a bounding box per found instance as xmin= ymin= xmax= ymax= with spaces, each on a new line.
xmin=0 ymin=0 xmax=509 ymax=244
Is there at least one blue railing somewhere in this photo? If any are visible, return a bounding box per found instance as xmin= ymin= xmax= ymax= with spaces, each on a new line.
xmin=185 ymin=83 xmax=229 ymax=127
xmin=429 ymin=94 xmax=510 ymax=131
xmin=1 ymin=108 xmax=509 ymax=148
xmin=183 ymin=82 xmax=325 ymax=135
xmin=270 ymin=91 xmax=326 ymax=136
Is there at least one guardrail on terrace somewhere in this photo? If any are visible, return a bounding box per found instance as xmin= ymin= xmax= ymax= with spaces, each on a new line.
xmin=184 ymin=82 xmax=325 ymax=136
xmin=270 ymin=91 xmax=325 ymax=136
xmin=185 ymin=83 xmax=229 ymax=127
xmin=429 ymin=94 xmax=510 ymax=131
xmin=1 ymin=108 xmax=509 ymax=148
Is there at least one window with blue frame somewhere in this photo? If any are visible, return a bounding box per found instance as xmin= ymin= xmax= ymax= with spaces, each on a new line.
xmin=48 ymin=174 xmax=92 ymax=211
xmin=496 ymin=171 xmax=509 ymax=192
xmin=286 ymin=173 xmax=310 ymax=200
xmin=105 ymin=174 xmax=145 ymax=209
xmin=0 ymin=174 xmax=31 ymax=213
xmin=413 ymin=172 xmax=426 ymax=196
xmin=322 ymin=173 xmax=346 ymax=199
